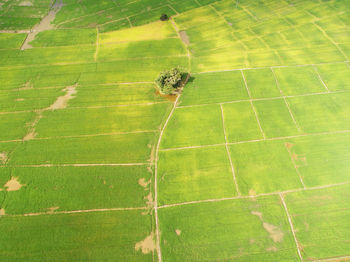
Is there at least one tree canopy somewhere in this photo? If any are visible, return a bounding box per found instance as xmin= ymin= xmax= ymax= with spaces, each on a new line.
xmin=155 ymin=68 xmax=184 ymax=95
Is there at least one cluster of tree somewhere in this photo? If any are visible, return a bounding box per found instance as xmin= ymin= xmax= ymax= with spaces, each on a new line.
xmin=160 ymin=13 xmax=168 ymax=21
xmin=155 ymin=68 xmax=184 ymax=95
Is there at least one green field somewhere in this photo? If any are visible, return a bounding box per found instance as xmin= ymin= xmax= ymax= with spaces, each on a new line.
xmin=1 ymin=0 xmax=350 ymax=261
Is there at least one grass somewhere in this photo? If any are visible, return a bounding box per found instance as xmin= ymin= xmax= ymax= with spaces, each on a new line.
xmin=8 ymin=132 xmax=156 ymax=165
xmin=35 ymin=103 xmax=170 ymax=137
xmin=285 ymin=184 xmax=350 ymax=260
xmin=158 ymin=146 xmax=236 ymax=205
xmin=1 ymin=166 xmax=152 ymax=214
xmin=243 ymin=68 xmax=281 ymax=98
xmin=98 ymin=38 xmax=186 ymax=61
xmin=99 ymin=21 xmax=177 ymax=43
xmin=229 ymin=140 xmax=303 ymax=195
xmin=273 ymin=66 xmax=327 ymax=95
xmin=316 ymin=63 xmax=350 ymax=91
xmin=160 ymin=104 xmax=225 ymax=149
xmin=179 ymin=71 xmax=249 ymax=106
xmin=0 ymin=88 xmax=64 ymax=112
xmin=288 ymin=93 xmax=350 ymax=133
xmin=0 ymin=33 xmax=27 ymax=49
xmin=70 ymin=83 xmax=165 ymax=107
xmin=222 ymin=101 xmax=263 ymax=142
xmin=0 ymin=112 xmax=36 ymax=141
xmin=253 ymin=99 xmax=301 ymax=138
xmin=30 ymin=29 xmax=97 ymax=47
xmin=286 ymin=133 xmax=350 ymax=187
xmin=159 ymin=195 xmax=300 ymax=261
xmin=0 ymin=210 xmax=154 ymax=261
xmin=1 ymin=0 xmax=350 ymax=260
xmin=79 ymin=57 xmax=189 ymax=84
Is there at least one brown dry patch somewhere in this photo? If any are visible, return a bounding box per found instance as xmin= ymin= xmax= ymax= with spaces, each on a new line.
xmin=148 ymin=144 xmax=156 ymax=164
xmin=249 ymin=239 xmax=255 ymax=244
xmin=155 ymin=89 xmax=177 ymax=102
xmin=248 ymin=189 xmax=256 ymax=196
xmin=251 ymin=211 xmax=263 ymax=220
xmin=0 ymin=152 xmax=7 ymax=164
xmin=299 ymin=156 xmax=307 ymax=164
xmin=4 ymin=177 xmax=24 ymax=191
xmin=141 ymin=192 xmax=154 ymax=215
xmin=21 ymin=0 xmax=63 ymax=50
xmin=135 ymin=233 xmax=155 ymax=254
xmin=310 ymin=195 xmax=333 ymax=201
xmin=145 ymin=192 xmax=153 ymax=208
xmin=20 ymin=81 xmax=33 ymax=90
xmin=138 ymin=178 xmax=150 ymax=189
xmin=266 ymin=246 xmax=278 ymax=252
xmin=285 ymin=142 xmax=294 ymax=149
xmin=23 ymin=130 xmax=37 ymax=141
xmin=179 ymin=31 xmax=190 ymax=45
xmin=263 ymin=222 xmax=284 ymax=243
xmin=49 ymin=84 xmax=77 ymax=110
xmin=175 ymin=229 xmax=181 ymax=236
xmin=15 ymin=98 xmax=25 ymax=102
xmin=291 ymin=152 xmax=298 ymax=160
xmin=47 ymin=206 xmax=59 ymax=213
xmin=0 ymin=208 xmax=5 ymax=216
xmin=304 ymin=221 xmax=309 ymax=232
xmin=19 ymin=1 xmax=33 ymax=6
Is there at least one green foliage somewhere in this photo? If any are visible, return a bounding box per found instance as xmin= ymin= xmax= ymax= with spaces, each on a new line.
xmin=160 ymin=13 xmax=169 ymax=21
xmin=155 ymin=67 xmax=183 ymax=94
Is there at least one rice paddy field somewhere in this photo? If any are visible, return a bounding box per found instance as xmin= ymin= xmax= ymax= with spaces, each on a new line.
xmin=1 ymin=0 xmax=350 ymax=261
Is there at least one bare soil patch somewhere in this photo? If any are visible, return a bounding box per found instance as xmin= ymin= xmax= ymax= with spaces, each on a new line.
xmin=21 ymin=0 xmax=63 ymax=50
xmin=49 ymin=84 xmax=77 ymax=110
xmin=0 ymin=152 xmax=7 ymax=164
xmin=0 ymin=209 xmax=5 ymax=216
xmin=266 ymin=246 xmax=278 ymax=252
xmin=252 ymin=210 xmax=284 ymax=243
xmin=248 ymin=189 xmax=256 ymax=196
xmin=175 ymin=229 xmax=181 ymax=236
xmin=155 ymin=89 xmax=177 ymax=102
xmin=23 ymin=130 xmax=37 ymax=141
xmin=292 ymin=152 xmax=298 ymax=160
xmin=19 ymin=1 xmax=33 ymax=6
xmin=4 ymin=177 xmax=24 ymax=191
xmin=251 ymin=211 xmax=263 ymax=220
xmin=285 ymin=142 xmax=294 ymax=149
xmin=179 ymin=31 xmax=190 ymax=45
xmin=138 ymin=178 xmax=150 ymax=189
xmin=145 ymin=192 xmax=153 ymax=208
xmin=263 ymin=222 xmax=284 ymax=243
xmin=47 ymin=206 xmax=59 ymax=213
xmin=20 ymin=81 xmax=33 ymax=90
xmin=135 ymin=233 xmax=155 ymax=254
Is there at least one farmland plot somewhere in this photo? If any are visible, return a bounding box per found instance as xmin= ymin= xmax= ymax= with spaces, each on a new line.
xmin=1 ymin=0 xmax=350 ymax=261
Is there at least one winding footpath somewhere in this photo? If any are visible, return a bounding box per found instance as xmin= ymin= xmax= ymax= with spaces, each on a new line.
xmin=153 ymin=17 xmax=191 ymax=262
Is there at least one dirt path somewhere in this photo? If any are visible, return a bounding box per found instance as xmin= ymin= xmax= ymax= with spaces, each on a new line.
xmin=158 ymin=180 xmax=350 ymax=209
xmin=21 ymin=0 xmax=63 ymax=50
xmin=220 ymin=104 xmax=240 ymax=195
xmin=152 ymin=18 xmax=192 ymax=262
xmin=241 ymin=70 xmax=266 ymax=139
xmin=7 ymin=206 xmax=147 ymax=217
xmin=280 ymin=193 xmax=304 ymax=261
